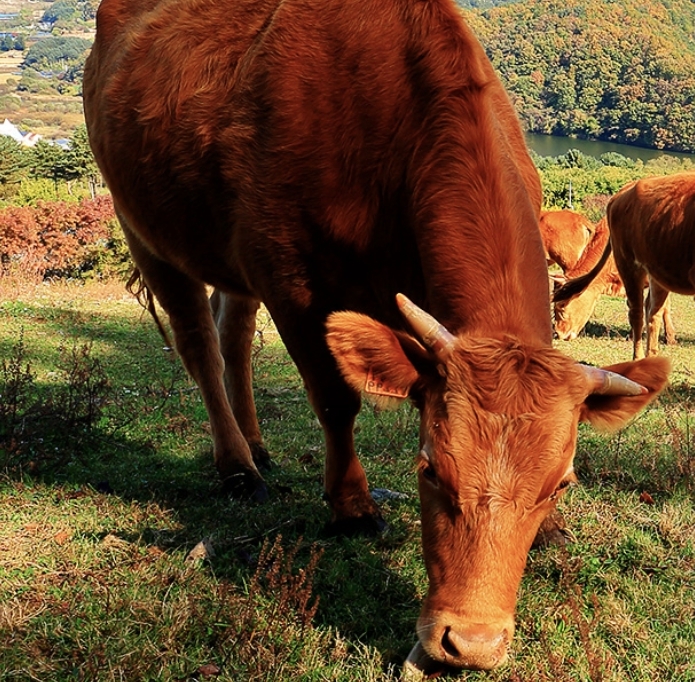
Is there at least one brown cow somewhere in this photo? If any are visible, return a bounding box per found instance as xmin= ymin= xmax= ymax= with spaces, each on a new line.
xmin=539 ymin=209 xmax=596 ymax=272
xmin=83 ymin=0 xmax=669 ymax=671
xmin=553 ymin=216 xmax=624 ymax=339
xmin=553 ymin=217 xmax=675 ymax=343
xmin=555 ymin=174 xmax=692 ymax=358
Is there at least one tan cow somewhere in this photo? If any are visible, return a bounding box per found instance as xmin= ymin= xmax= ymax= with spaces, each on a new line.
xmin=555 ymin=174 xmax=692 ymax=358
xmin=83 ymin=0 xmax=669 ymax=671
xmin=539 ymin=209 xmax=596 ymax=272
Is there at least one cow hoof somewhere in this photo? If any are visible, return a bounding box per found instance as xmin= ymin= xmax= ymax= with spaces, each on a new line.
xmin=222 ymin=469 xmax=269 ymax=503
xmin=323 ymin=513 xmax=388 ymax=537
xmin=250 ymin=442 xmax=273 ymax=471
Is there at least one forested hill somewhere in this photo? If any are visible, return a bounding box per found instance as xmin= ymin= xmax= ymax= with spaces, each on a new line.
xmin=464 ymin=0 xmax=695 ymax=153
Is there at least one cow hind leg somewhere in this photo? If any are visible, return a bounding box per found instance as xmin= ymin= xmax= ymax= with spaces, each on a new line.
xmin=121 ymin=223 xmax=267 ymax=502
xmin=271 ymin=308 xmax=385 ymax=536
xmin=661 ymin=293 xmax=677 ymax=346
xmin=210 ymin=289 xmax=271 ymax=470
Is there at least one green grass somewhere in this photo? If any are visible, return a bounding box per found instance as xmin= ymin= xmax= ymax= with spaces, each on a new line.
xmin=1 ymin=280 xmax=694 ymax=681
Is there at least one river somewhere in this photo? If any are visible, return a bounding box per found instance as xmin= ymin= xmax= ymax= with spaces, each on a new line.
xmin=525 ymin=132 xmax=695 ymax=164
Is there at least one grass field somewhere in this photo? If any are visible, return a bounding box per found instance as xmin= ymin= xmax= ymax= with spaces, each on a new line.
xmin=0 ymin=52 xmax=22 ymax=85
xmin=0 ymin=278 xmax=694 ymax=681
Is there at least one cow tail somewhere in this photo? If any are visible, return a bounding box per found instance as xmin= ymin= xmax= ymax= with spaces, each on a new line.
xmin=125 ymin=267 xmax=174 ymax=350
xmin=553 ymin=240 xmax=613 ymax=303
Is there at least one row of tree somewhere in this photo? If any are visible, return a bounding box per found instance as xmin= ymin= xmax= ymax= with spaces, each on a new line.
xmin=42 ymin=1 xmax=98 ymax=26
xmin=0 ymin=125 xmax=98 ymax=201
xmin=0 ymin=34 xmax=25 ymax=52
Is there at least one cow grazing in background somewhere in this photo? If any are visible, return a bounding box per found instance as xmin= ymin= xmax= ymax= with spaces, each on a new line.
xmin=539 ymin=212 xmax=621 ymax=339
xmin=539 ymin=209 xmax=596 ymax=272
xmin=83 ymin=0 xmax=670 ymax=672
xmin=553 ymin=216 xmax=676 ymax=343
xmin=555 ymin=173 xmax=694 ymax=359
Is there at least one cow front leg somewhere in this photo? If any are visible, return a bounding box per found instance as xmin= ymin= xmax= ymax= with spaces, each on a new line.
xmin=210 ymin=289 xmax=270 ymax=470
xmin=622 ymin=270 xmax=647 ymax=360
xmin=272 ymin=310 xmax=385 ymax=535
xmin=122 ymin=228 xmax=267 ymax=501
xmin=645 ymin=280 xmax=671 ymax=356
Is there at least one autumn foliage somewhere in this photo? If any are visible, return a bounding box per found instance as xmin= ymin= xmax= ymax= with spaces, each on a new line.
xmin=0 ymin=195 xmax=127 ymax=280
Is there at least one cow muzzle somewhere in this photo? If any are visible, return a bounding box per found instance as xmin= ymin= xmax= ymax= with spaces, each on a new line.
xmin=407 ymin=612 xmax=514 ymax=673
xmin=554 ymin=326 xmax=578 ymax=341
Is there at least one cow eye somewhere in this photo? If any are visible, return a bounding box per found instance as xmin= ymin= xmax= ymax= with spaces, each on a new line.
xmin=550 ymin=478 xmax=573 ymax=501
xmin=418 ymin=450 xmax=438 ymax=485
xmin=422 ymin=463 xmax=437 ymax=482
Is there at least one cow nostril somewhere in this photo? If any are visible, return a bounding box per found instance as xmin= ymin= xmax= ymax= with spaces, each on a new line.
xmin=438 ymin=625 xmax=509 ymax=668
xmin=441 ymin=627 xmax=460 ymax=658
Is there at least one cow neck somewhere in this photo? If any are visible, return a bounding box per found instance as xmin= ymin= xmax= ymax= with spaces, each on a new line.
xmin=407 ymin=115 xmax=551 ymax=347
xmin=399 ymin=3 xmax=551 ymax=347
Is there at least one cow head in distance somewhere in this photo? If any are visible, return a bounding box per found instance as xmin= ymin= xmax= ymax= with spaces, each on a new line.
xmin=326 ymin=294 xmax=669 ymax=671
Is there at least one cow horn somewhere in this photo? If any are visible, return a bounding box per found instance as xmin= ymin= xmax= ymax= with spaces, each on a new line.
xmin=580 ymin=364 xmax=648 ymax=396
xmin=396 ymin=293 xmax=456 ymax=359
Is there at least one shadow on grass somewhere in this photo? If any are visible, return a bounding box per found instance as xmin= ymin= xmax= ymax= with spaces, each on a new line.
xmin=579 ymin=320 xmax=629 ymax=340
xmin=577 ymin=317 xmax=695 ymax=350
xmin=0 ymin=339 xmax=422 ymax=670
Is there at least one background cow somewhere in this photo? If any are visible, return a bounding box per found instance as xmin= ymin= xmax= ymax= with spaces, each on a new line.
xmin=555 ymin=173 xmax=694 ymax=358
xmin=539 ymin=209 xmax=596 ymax=273
xmin=83 ymin=0 xmax=669 ymax=672
xmin=552 ymin=216 xmax=676 ymax=344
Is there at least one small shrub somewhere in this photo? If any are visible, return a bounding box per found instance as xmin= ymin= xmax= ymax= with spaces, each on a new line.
xmin=219 ymin=535 xmax=324 ymax=679
xmin=0 ymin=334 xmax=111 ymax=471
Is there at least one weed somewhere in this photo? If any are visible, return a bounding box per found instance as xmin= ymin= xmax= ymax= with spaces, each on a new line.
xmin=0 ymin=333 xmax=111 ymax=471
xmin=208 ymin=535 xmax=327 ymax=680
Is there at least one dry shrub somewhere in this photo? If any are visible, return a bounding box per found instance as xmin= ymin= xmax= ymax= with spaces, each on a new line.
xmin=218 ymin=535 xmax=325 ymax=679
xmin=541 ymin=549 xmax=615 ymax=682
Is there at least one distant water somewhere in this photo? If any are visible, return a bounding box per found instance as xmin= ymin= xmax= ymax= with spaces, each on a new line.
xmin=525 ymin=132 xmax=695 ymax=163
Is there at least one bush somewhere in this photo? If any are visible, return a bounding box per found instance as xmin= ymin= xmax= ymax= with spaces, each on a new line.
xmin=0 ymin=195 xmax=130 ymax=281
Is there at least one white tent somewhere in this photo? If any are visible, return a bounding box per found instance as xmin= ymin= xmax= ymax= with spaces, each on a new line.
xmin=0 ymin=118 xmax=41 ymax=146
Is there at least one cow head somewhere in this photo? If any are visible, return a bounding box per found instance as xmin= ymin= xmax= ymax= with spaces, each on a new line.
xmin=325 ymin=295 xmax=669 ymax=671
xmin=553 ymin=287 xmax=602 ymax=341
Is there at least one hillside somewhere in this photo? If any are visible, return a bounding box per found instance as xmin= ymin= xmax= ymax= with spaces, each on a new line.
xmin=465 ymin=0 xmax=695 ymax=152
xmin=2 ymin=0 xmax=695 ymax=154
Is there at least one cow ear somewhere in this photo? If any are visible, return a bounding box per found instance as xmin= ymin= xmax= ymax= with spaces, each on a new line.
xmin=580 ymin=357 xmax=670 ymax=431
xmin=325 ymin=311 xmax=430 ymax=409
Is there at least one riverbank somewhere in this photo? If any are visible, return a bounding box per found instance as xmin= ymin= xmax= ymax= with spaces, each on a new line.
xmin=526 ymin=132 xmax=695 ymax=164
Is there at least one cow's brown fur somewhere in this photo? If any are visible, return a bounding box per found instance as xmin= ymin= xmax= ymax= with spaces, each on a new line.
xmin=555 ymin=174 xmax=692 ymax=357
xmin=539 ymin=209 xmax=596 ymax=272
xmin=84 ymin=0 xmax=670 ymax=670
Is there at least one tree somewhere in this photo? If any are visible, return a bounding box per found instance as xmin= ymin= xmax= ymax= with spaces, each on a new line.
xmin=0 ymin=136 xmax=29 ymax=189
xmin=42 ymin=1 xmax=78 ymax=25
xmin=29 ymin=140 xmax=66 ymax=182
xmin=24 ymin=37 xmax=92 ymax=70
xmin=63 ymin=125 xmax=99 ymax=189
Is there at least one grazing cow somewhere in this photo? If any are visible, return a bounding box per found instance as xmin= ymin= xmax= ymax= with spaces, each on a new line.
xmin=539 ymin=209 xmax=596 ymax=272
xmin=553 ymin=217 xmax=624 ymax=339
xmin=555 ymin=174 xmax=692 ymax=358
xmin=553 ymin=217 xmax=675 ymax=343
xmin=83 ymin=0 xmax=670 ymax=671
